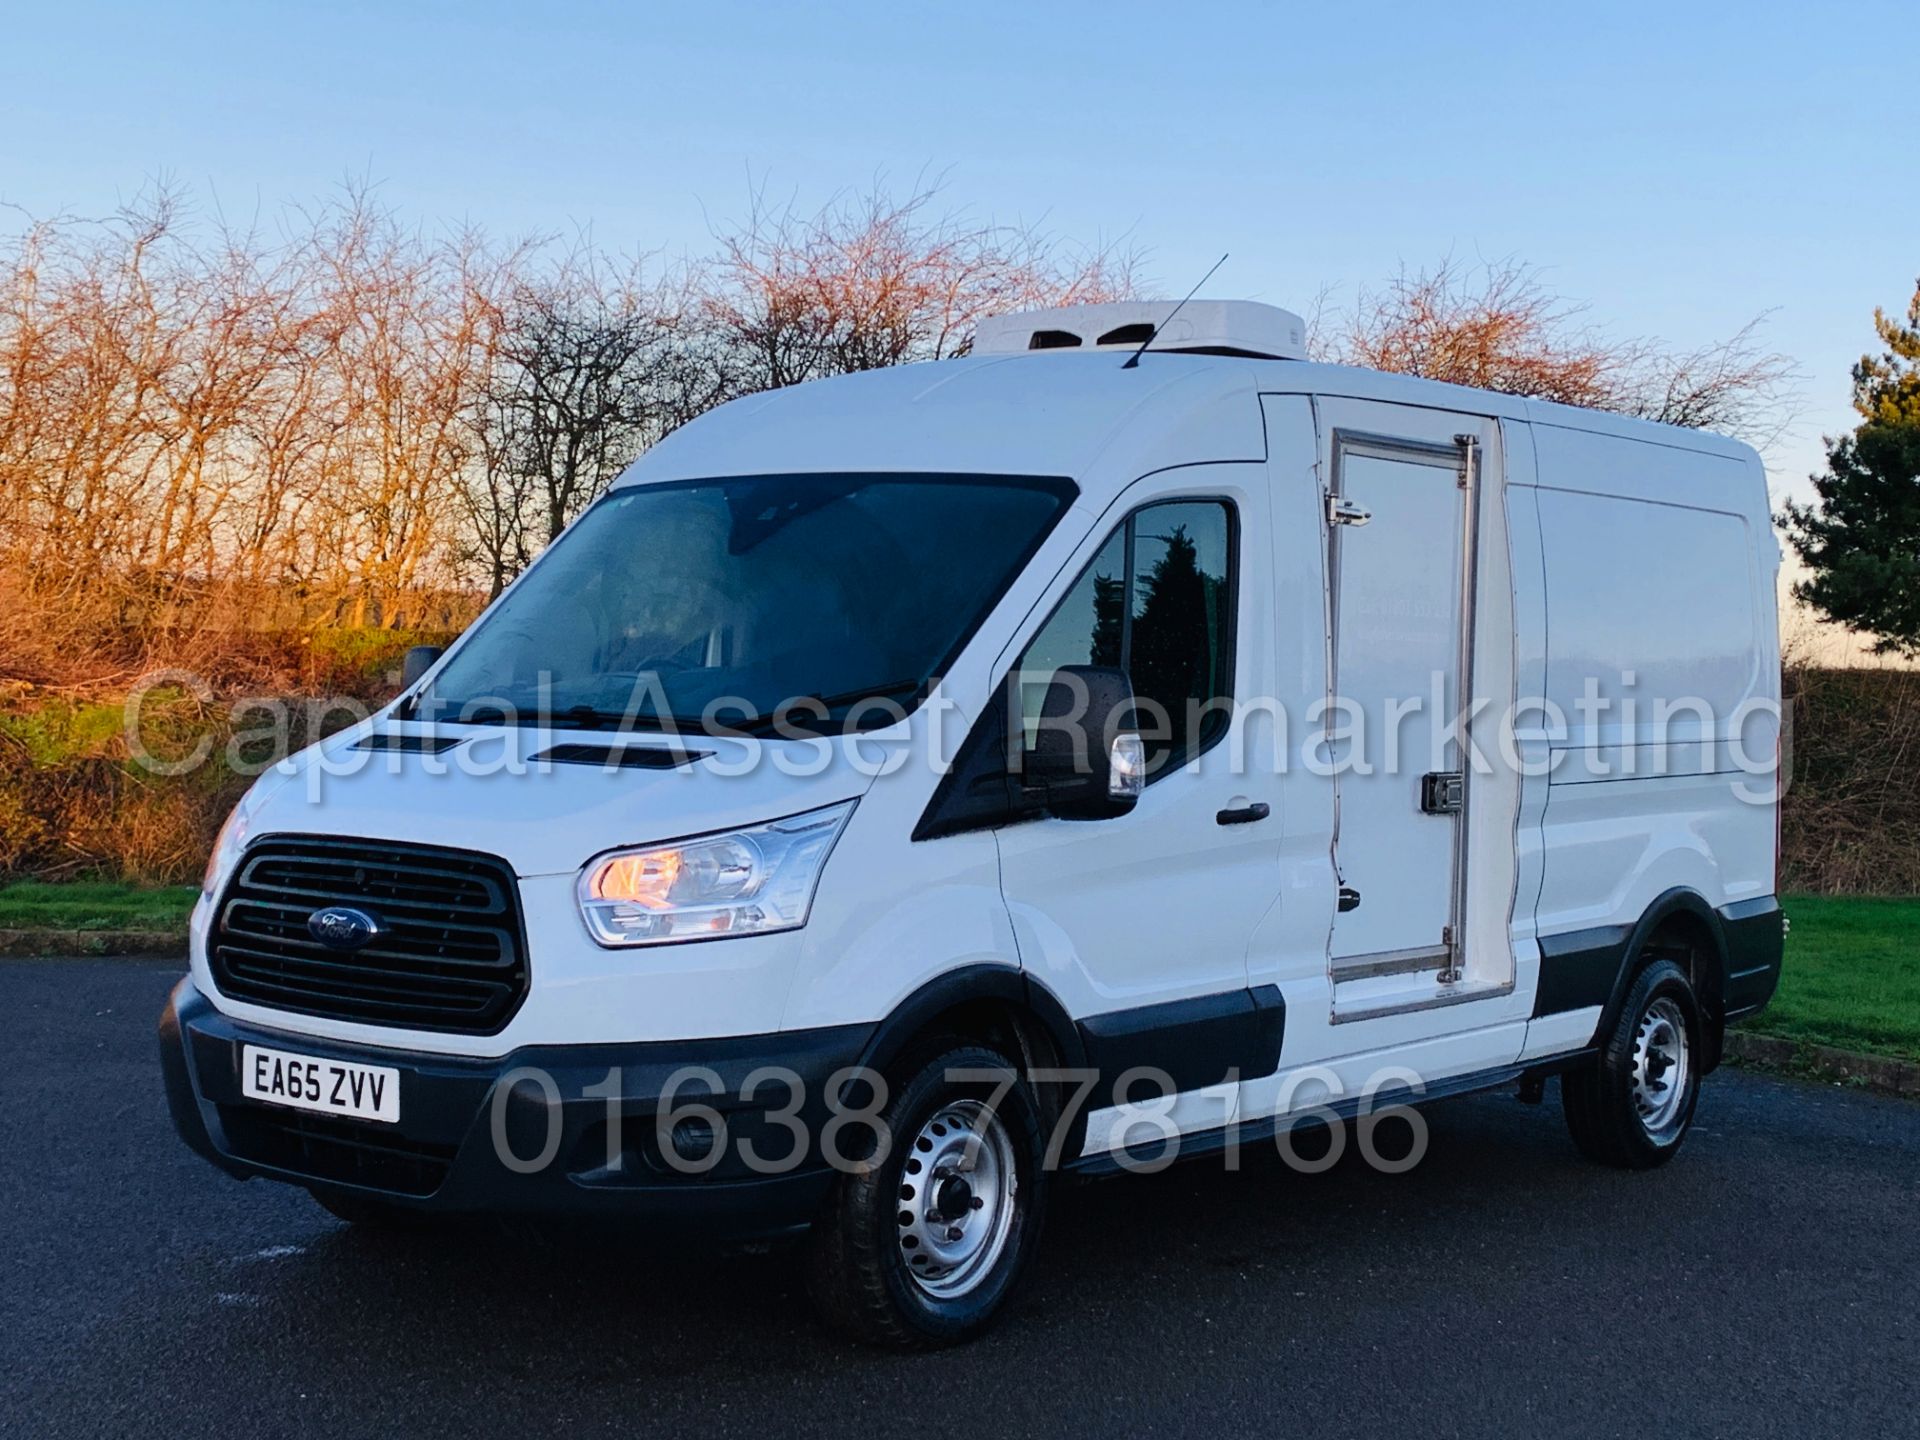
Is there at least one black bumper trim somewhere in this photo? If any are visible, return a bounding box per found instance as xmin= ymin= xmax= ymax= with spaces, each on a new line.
xmin=1531 ymin=893 xmax=1787 ymax=1035
xmin=1077 ymin=983 xmax=1286 ymax=1096
xmin=1532 ymin=925 xmax=1633 ymax=1019
xmin=160 ymin=979 xmax=870 ymax=1238
xmin=1721 ymin=895 xmax=1785 ymax=1019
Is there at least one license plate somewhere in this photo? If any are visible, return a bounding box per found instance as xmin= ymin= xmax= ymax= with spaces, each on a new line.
xmin=241 ymin=1044 xmax=400 ymax=1124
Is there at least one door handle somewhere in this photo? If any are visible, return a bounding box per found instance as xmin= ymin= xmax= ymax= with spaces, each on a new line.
xmin=1215 ymin=802 xmax=1271 ymax=826
xmin=1327 ymin=494 xmax=1372 ymax=527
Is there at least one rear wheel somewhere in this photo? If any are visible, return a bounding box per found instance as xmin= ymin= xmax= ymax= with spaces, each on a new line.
xmin=805 ymin=1043 xmax=1048 ymax=1349
xmin=1563 ymin=957 xmax=1701 ymax=1168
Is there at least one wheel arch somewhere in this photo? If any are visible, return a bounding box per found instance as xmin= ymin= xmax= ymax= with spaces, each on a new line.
xmin=854 ymin=964 xmax=1091 ymax=1158
xmin=1600 ymin=887 xmax=1732 ymax=1071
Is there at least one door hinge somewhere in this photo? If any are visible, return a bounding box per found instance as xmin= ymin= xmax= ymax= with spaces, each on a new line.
xmin=1420 ymin=771 xmax=1464 ymax=815
xmin=1454 ymin=432 xmax=1477 ymax=488
xmin=1327 ymin=494 xmax=1372 ymax=527
xmin=1437 ymin=925 xmax=1463 ymax=984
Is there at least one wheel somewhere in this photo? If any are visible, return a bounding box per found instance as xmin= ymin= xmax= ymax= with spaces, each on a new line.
xmin=805 ymin=1043 xmax=1048 ymax=1349
xmin=1562 ymin=958 xmax=1702 ymax=1168
xmin=308 ymin=1187 xmax=429 ymax=1229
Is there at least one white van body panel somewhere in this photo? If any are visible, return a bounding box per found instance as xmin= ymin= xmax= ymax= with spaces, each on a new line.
xmin=626 ymin=355 xmax=1268 ymax=498
xmin=236 ymin=725 xmax=871 ymax=878
xmin=1520 ymin=421 xmax=1779 ymax=941
xmin=777 ymin=710 xmax=1024 ymax=1036
xmin=1245 ymin=394 xmax=1341 ymax=1020
xmin=1502 ymin=424 xmax=1553 ymax=1015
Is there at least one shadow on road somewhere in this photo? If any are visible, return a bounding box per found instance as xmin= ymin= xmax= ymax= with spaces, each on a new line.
xmin=9 ymin=960 xmax=1917 ymax=1438
xmin=193 ymin=1091 xmax=1572 ymax=1369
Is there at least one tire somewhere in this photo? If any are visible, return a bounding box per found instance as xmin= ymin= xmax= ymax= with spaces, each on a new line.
xmin=308 ymin=1186 xmax=429 ymax=1229
xmin=1562 ymin=958 xmax=1702 ymax=1169
xmin=805 ymin=1043 xmax=1049 ymax=1349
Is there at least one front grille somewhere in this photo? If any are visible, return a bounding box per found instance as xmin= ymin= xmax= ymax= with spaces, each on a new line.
xmin=219 ymin=1105 xmax=455 ymax=1196
xmin=209 ymin=835 xmax=529 ymax=1034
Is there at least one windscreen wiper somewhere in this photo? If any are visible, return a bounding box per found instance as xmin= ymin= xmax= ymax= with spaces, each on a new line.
xmin=437 ymin=684 xmax=925 ymax=736
xmin=435 ymin=703 xmax=679 ymax=732
xmin=724 ymin=680 xmax=926 ymax=737
xmin=553 ymin=704 xmax=670 ymax=731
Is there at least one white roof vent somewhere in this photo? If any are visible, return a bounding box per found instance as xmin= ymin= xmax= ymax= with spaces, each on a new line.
xmin=973 ymin=299 xmax=1306 ymax=361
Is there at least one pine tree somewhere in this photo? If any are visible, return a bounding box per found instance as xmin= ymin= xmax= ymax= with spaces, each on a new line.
xmin=1089 ymin=571 xmax=1125 ymax=668
xmin=1852 ymin=282 xmax=1920 ymax=427
xmin=1130 ymin=525 xmax=1214 ymax=757
xmin=1782 ymin=280 xmax=1920 ymax=655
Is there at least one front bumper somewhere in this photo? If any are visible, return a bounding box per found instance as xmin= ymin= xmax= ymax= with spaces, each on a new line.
xmin=160 ymin=979 xmax=871 ymax=1240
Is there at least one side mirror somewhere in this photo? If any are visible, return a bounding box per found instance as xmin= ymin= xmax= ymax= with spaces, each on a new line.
xmin=401 ymin=645 xmax=445 ymax=688
xmin=1019 ymin=665 xmax=1145 ymax=820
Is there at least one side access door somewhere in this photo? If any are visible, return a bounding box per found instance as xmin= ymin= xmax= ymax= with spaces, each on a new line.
xmin=1304 ymin=397 xmax=1527 ymax=1047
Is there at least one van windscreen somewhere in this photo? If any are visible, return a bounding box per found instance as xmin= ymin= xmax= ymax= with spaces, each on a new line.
xmin=422 ymin=472 xmax=1075 ymax=734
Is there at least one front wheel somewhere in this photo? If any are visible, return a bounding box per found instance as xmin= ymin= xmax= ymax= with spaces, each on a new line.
xmin=805 ymin=1044 xmax=1048 ymax=1348
xmin=1562 ymin=958 xmax=1702 ymax=1168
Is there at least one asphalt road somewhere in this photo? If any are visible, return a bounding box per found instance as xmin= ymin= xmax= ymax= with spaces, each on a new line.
xmin=5 ymin=959 xmax=1916 ymax=1440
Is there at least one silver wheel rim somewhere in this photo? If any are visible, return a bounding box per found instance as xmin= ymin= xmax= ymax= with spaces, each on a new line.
xmin=1631 ymin=995 xmax=1691 ymax=1141
xmin=896 ymin=1098 xmax=1019 ymax=1300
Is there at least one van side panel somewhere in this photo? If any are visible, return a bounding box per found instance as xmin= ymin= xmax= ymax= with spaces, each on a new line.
xmin=1537 ymin=487 xmax=1760 ymax=730
xmin=1524 ymin=425 xmax=1779 ymax=1014
xmin=1501 ymin=421 xmax=1554 ymax=1049
xmin=1244 ymin=395 xmax=1339 ymax=1025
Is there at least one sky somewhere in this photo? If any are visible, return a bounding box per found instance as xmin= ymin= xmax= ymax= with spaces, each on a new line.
xmin=4 ymin=0 xmax=1915 ymax=651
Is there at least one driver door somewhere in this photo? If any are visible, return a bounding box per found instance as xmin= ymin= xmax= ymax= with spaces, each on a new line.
xmin=994 ymin=466 xmax=1283 ymax=1149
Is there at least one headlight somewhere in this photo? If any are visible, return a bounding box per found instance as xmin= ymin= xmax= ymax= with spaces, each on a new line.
xmin=201 ymin=803 xmax=252 ymax=898
xmin=577 ymin=800 xmax=856 ymax=947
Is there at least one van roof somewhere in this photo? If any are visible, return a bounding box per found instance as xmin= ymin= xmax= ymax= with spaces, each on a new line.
xmin=619 ymin=351 xmax=1760 ymax=505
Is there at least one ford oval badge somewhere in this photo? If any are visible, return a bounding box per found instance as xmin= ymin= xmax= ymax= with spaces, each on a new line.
xmin=308 ymin=905 xmax=383 ymax=950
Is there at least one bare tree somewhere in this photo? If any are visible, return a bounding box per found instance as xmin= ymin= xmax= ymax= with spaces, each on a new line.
xmin=0 ymin=187 xmax=322 ymax=678
xmin=1622 ymin=314 xmax=1798 ymax=447
xmin=462 ymin=249 xmax=702 ymax=594
xmin=298 ymin=193 xmax=506 ymax=627
xmin=1 ymin=181 xmax=1806 ymax=694
xmin=1323 ymin=258 xmax=1796 ymax=446
xmin=701 ymin=180 xmax=1139 ymax=393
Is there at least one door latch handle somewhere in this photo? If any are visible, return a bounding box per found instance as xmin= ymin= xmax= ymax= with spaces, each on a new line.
xmin=1327 ymin=494 xmax=1372 ymax=527
xmin=1338 ymin=885 xmax=1362 ymax=912
xmin=1420 ymin=771 xmax=1464 ymax=815
xmin=1215 ymin=802 xmax=1271 ymax=826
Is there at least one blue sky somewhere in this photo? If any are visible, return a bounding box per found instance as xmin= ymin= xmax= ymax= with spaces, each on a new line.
xmin=4 ymin=0 xmax=1915 ymax=509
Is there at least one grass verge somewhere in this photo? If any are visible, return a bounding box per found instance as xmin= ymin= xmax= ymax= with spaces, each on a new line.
xmin=0 ymin=880 xmax=199 ymax=932
xmin=1736 ymin=894 xmax=1920 ymax=1066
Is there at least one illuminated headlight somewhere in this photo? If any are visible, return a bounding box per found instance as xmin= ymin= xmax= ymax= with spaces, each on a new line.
xmin=577 ymin=800 xmax=856 ymax=947
xmin=201 ymin=803 xmax=252 ymax=898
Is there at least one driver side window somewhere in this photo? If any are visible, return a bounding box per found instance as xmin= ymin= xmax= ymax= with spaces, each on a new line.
xmin=1014 ymin=498 xmax=1236 ymax=778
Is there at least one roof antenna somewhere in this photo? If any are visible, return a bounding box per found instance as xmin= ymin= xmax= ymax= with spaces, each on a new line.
xmin=1122 ymin=253 xmax=1228 ymax=370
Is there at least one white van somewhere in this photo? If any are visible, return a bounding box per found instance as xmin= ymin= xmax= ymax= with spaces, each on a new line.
xmin=162 ymin=300 xmax=1785 ymax=1347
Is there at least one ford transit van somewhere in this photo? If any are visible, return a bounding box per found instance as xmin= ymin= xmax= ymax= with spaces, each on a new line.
xmin=162 ymin=300 xmax=1786 ymax=1347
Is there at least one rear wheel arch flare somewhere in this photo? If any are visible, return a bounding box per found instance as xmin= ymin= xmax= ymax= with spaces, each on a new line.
xmin=1647 ymin=909 xmax=1723 ymax=1004
xmin=1601 ymin=888 xmax=1731 ymax=1058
